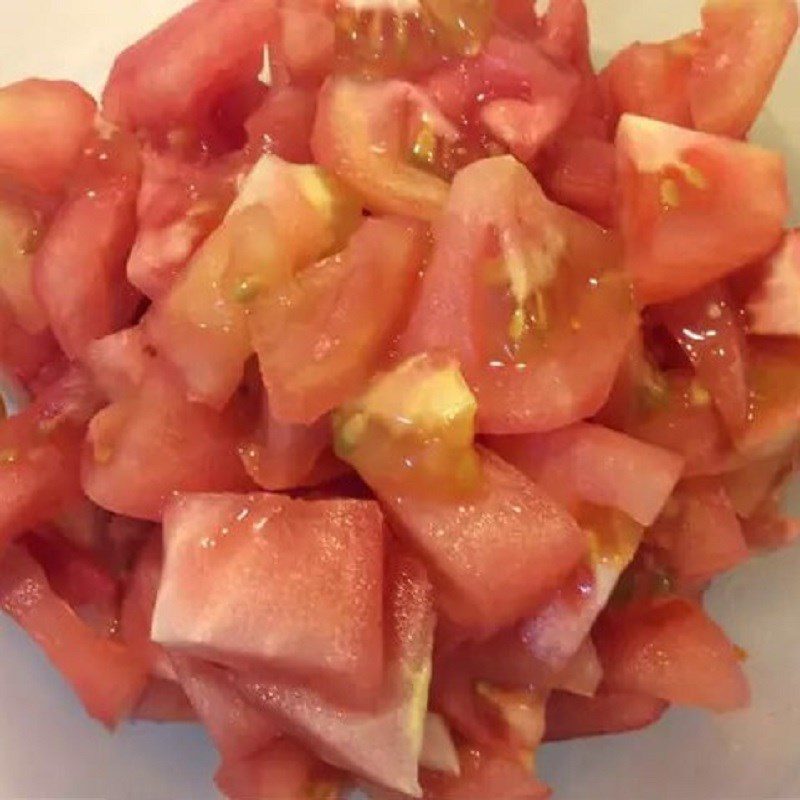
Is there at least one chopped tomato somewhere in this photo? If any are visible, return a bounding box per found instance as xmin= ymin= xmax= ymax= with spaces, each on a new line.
xmin=272 ymin=4 xmax=335 ymax=86
xmin=244 ymin=86 xmax=317 ymax=163
xmin=617 ymin=114 xmax=788 ymax=305
xmin=252 ymin=216 xmax=425 ymax=424
xmin=746 ymin=230 xmax=800 ymax=336
xmin=239 ymin=396 xmax=335 ymax=492
xmin=647 ymin=477 xmax=749 ymax=581
xmin=595 ymin=596 xmax=750 ymax=712
xmin=689 ymin=0 xmax=799 ymax=138
xmin=402 ymin=155 xmax=636 ymax=434
xmin=553 ymin=637 xmax=604 ymax=697
xmin=0 ymin=79 xmax=95 ymax=196
xmin=741 ymin=500 xmax=800 ymax=551
xmin=126 ymin=150 xmax=236 ymax=300
xmin=312 ymin=76 xmax=457 ymax=220
xmin=119 ymin=532 xmax=176 ymax=681
xmin=602 ymin=38 xmax=696 ymax=127
xmin=421 ymin=746 xmax=550 ymax=800
xmin=24 ymin=532 xmax=119 ymax=615
xmin=488 ymin=422 xmax=683 ymax=526
xmin=81 ymin=367 xmax=253 ymax=521
xmin=545 ymin=689 xmax=668 ymax=741
xmin=538 ymin=137 xmax=616 ymax=228
xmin=0 ymin=196 xmax=48 ymax=334
xmin=171 ymin=654 xmax=281 ymax=758
xmin=215 ymin=739 xmax=338 ymax=800
xmin=0 ymin=544 xmax=147 ymax=727
xmin=131 ymin=678 xmax=196 ymax=723
xmin=365 ymin=446 xmax=586 ymax=633
xmin=81 ymin=325 xmax=151 ymax=401
xmin=654 ymin=281 xmax=748 ymax=432
xmin=33 ymin=129 xmax=143 ymax=359
xmin=0 ymin=298 xmax=58 ymax=385
xmin=146 ymin=155 xmax=360 ymax=409
xmin=153 ymin=493 xmax=385 ymax=707
xmin=0 ymin=366 xmax=101 ymax=553
xmin=236 ymin=550 xmax=435 ymax=797
xmin=102 ymin=0 xmax=277 ymax=137
xmin=723 ymin=447 xmax=795 ymax=518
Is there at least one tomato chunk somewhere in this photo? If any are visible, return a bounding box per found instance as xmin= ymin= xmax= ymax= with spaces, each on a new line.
xmin=153 ymin=493 xmax=384 ymax=707
xmin=0 ymin=366 xmax=100 ymax=553
xmin=81 ymin=367 xmax=252 ymax=521
xmin=595 ymin=596 xmax=750 ymax=712
xmin=171 ymin=654 xmax=281 ymax=759
xmin=0 ymin=544 xmax=147 ymax=727
xmin=252 ymin=216 xmax=425 ymax=424
xmin=0 ymin=79 xmax=95 ymax=196
xmin=544 ymin=689 xmax=668 ymax=741
xmin=365 ymin=446 xmax=585 ymax=633
xmin=617 ymin=114 xmax=788 ymax=305
xmin=82 ymin=325 xmax=150 ymax=401
xmin=312 ymin=76 xmax=453 ymax=221
xmin=689 ymin=0 xmax=798 ymax=138
xmin=33 ymin=130 xmax=142 ymax=358
xmin=647 ymin=477 xmax=749 ymax=582
xmin=402 ymin=156 xmax=635 ymax=434
xmin=489 ymin=423 xmax=683 ymax=526
xmin=236 ymin=551 xmax=434 ymax=797
xmin=102 ymin=0 xmax=277 ymax=136
xmin=746 ymin=230 xmax=800 ymax=337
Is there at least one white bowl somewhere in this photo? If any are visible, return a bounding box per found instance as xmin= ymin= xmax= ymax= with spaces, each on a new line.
xmin=1 ymin=2 xmax=798 ymax=798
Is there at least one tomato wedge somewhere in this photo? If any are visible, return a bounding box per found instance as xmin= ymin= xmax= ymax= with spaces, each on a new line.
xmin=746 ymin=230 xmax=800 ymax=336
xmin=595 ymin=596 xmax=750 ymax=712
xmin=0 ymin=544 xmax=147 ymax=727
xmin=251 ymin=216 xmax=426 ymax=424
xmin=654 ymin=281 xmax=748 ymax=432
xmin=402 ymin=155 xmax=636 ymax=434
xmin=489 ymin=422 xmax=683 ymax=526
xmin=312 ymin=76 xmax=455 ymax=221
xmin=103 ymin=0 xmax=277 ymax=136
xmin=689 ymin=0 xmax=798 ymax=138
xmin=617 ymin=114 xmax=788 ymax=305
xmin=0 ymin=79 xmax=96 ymax=196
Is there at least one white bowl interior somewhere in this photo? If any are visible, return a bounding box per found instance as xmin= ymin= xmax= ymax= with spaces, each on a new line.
xmin=1 ymin=2 xmax=798 ymax=798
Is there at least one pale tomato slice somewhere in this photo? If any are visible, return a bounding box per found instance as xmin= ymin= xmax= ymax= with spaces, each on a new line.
xmin=617 ymin=114 xmax=788 ymax=305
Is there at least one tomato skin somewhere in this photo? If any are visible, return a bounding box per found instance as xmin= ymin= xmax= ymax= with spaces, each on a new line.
xmin=370 ymin=446 xmax=586 ymax=634
xmin=654 ymin=281 xmax=748 ymax=432
xmin=131 ymin=679 xmax=196 ymax=723
xmin=617 ymin=114 xmax=788 ymax=305
xmin=489 ymin=422 xmax=683 ymax=526
xmin=312 ymin=76 xmax=452 ymax=222
xmin=253 ymin=216 xmax=426 ymax=425
xmin=689 ymin=0 xmax=799 ymax=138
xmin=544 ymin=689 xmax=668 ymax=741
xmin=33 ymin=130 xmax=143 ymax=359
xmin=0 ymin=79 xmax=96 ymax=196
xmin=595 ymin=596 xmax=750 ymax=712
xmin=0 ymin=544 xmax=148 ymax=728
xmin=102 ymin=0 xmax=277 ymax=136
xmin=81 ymin=368 xmax=253 ymax=521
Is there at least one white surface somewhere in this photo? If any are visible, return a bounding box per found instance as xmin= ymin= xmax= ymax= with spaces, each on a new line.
xmin=1 ymin=1 xmax=799 ymax=798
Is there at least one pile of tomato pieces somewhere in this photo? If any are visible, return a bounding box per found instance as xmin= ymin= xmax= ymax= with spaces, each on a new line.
xmin=0 ymin=0 xmax=797 ymax=797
